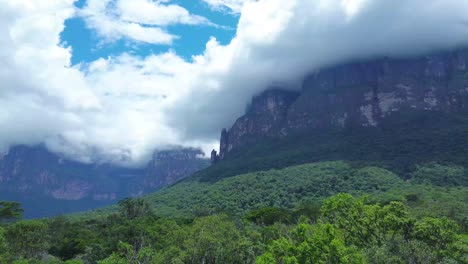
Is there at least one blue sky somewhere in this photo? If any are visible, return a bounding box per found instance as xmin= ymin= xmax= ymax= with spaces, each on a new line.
xmin=61 ymin=0 xmax=239 ymax=65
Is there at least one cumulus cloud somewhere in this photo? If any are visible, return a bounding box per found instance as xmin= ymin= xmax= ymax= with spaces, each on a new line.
xmin=80 ymin=0 xmax=219 ymax=44
xmin=0 ymin=1 xmax=100 ymax=152
xmin=117 ymin=0 xmax=213 ymax=26
xmin=1 ymin=0 xmax=468 ymax=167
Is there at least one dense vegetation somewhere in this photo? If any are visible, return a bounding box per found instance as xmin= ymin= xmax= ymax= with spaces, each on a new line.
xmin=133 ymin=162 xmax=467 ymax=231
xmin=0 ymin=193 xmax=466 ymax=263
xmin=0 ymin=159 xmax=467 ymax=263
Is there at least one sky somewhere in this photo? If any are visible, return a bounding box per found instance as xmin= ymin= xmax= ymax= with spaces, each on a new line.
xmin=1 ymin=0 xmax=468 ymax=167
xmin=61 ymin=0 xmax=239 ymax=64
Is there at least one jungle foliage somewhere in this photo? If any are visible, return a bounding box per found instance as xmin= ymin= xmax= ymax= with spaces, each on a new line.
xmin=1 ymin=160 xmax=467 ymax=263
xmin=0 ymin=193 xmax=466 ymax=263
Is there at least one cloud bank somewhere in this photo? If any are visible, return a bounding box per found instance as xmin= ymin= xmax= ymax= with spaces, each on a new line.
xmin=1 ymin=0 xmax=468 ymax=166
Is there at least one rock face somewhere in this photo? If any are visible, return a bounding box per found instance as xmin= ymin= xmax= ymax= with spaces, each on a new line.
xmin=217 ymin=48 xmax=468 ymax=159
xmin=144 ymin=148 xmax=209 ymax=191
xmin=0 ymin=145 xmax=208 ymax=218
xmin=217 ymin=90 xmax=300 ymax=161
xmin=0 ymin=145 xmax=140 ymax=201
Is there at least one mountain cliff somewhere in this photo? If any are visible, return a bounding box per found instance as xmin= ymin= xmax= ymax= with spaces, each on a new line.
xmin=0 ymin=145 xmax=208 ymax=218
xmin=214 ymin=48 xmax=468 ymax=161
xmin=144 ymin=148 xmax=209 ymax=191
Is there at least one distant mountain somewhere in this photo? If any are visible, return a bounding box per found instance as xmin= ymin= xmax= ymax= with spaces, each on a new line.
xmin=144 ymin=148 xmax=208 ymax=191
xmin=0 ymin=145 xmax=209 ymax=218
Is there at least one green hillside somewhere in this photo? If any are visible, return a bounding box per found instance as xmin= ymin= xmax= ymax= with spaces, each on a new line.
xmin=143 ymin=161 xmax=468 ymax=224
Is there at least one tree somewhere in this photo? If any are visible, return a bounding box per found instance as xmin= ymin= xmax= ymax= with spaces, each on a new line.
xmin=413 ymin=217 xmax=461 ymax=261
xmin=183 ymin=214 xmax=256 ymax=264
xmin=118 ymin=198 xmax=152 ymax=220
xmin=0 ymin=226 xmax=7 ymax=262
xmin=293 ymin=201 xmax=321 ymax=223
xmin=257 ymin=223 xmax=364 ymax=264
xmin=98 ymin=242 xmax=157 ymax=264
xmin=48 ymin=217 xmax=87 ymax=260
xmin=321 ymin=194 xmax=411 ymax=247
xmin=5 ymin=220 xmax=49 ymax=259
xmin=246 ymin=207 xmax=292 ymax=226
xmin=0 ymin=201 xmax=23 ymax=223
xmin=320 ymin=194 xmax=467 ymax=263
xmin=0 ymin=226 xmax=5 ymax=252
xmin=411 ymin=163 xmax=467 ymax=186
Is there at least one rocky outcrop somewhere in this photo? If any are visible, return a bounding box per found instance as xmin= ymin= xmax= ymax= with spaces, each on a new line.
xmin=217 ymin=48 xmax=468 ymax=159
xmin=216 ymin=90 xmax=300 ymax=159
xmin=211 ymin=149 xmax=219 ymax=164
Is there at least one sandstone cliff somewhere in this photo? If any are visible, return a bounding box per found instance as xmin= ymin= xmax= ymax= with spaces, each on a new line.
xmin=216 ymin=48 xmax=468 ymax=160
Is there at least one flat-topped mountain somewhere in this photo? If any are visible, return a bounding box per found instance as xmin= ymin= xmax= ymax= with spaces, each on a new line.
xmin=213 ymin=48 xmax=468 ymax=161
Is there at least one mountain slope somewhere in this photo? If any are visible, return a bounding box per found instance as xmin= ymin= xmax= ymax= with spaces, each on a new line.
xmin=203 ymin=111 xmax=468 ymax=181
xmin=113 ymin=161 xmax=466 ymax=231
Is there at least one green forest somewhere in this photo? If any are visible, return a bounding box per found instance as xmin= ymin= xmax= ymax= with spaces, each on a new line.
xmin=0 ymin=160 xmax=467 ymax=263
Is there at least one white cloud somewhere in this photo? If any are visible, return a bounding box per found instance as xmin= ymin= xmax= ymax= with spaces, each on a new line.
xmin=80 ymin=0 xmax=218 ymax=45
xmin=202 ymin=0 xmax=248 ymax=13
xmin=117 ymin=0 xmax=212 ymax=26
xmin=1 ymin=0 xmax=468 ymax=166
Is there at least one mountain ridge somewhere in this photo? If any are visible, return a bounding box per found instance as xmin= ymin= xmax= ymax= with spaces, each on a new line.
xmin=0 ymin=145 xmax=209 ymax=218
